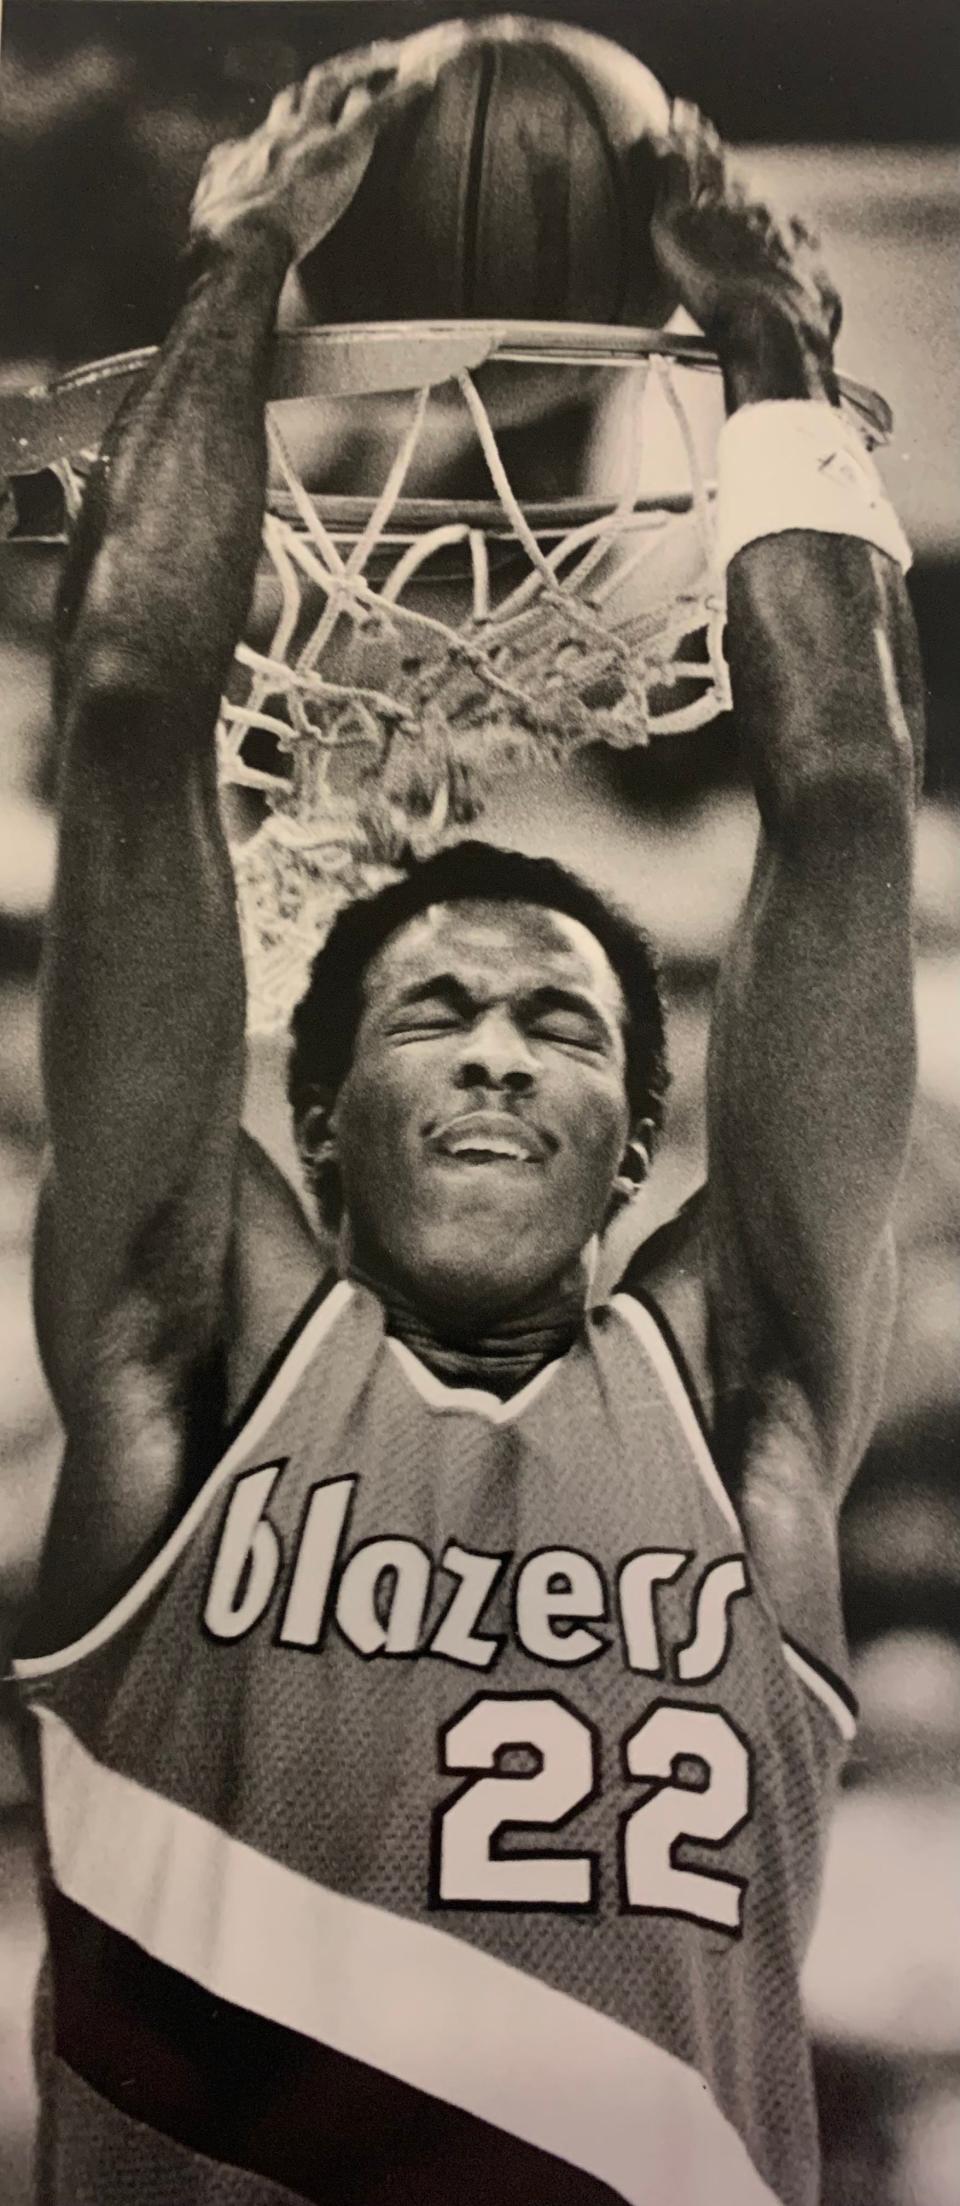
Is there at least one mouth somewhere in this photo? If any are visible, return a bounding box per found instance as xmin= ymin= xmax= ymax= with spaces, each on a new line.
xmin=425 ymin=1110 xmax=554 ymax=1168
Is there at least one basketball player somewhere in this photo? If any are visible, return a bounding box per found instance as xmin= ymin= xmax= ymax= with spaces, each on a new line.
xmin=15 ymin=24 xmax=922 ymax=2206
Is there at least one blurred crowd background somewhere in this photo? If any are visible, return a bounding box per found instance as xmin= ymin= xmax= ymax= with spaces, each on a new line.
xmin=0 ymin=5 xmax=958 ymax=2203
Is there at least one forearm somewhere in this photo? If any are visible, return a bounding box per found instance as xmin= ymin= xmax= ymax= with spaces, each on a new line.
xmin=727 ymin=538 xmax=923 ymax=836
xmin=712 ymin=301 xmax=924 ymax=824
xmin=58 ymin=217 xmax=292 ymax=721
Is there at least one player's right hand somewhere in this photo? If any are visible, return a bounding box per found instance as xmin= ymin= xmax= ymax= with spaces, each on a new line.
xmin=651 ymin=101 xmax=842 ymax=354
xmin=190 ymin=22 xmax=472 ymax=262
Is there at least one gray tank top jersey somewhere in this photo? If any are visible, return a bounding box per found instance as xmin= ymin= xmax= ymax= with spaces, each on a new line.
xmin=18 ymin=1277 xmax=856 ymax=2206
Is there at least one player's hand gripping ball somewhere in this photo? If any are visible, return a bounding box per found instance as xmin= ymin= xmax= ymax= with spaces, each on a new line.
xmin=189 ymin=22 xmax=473 ymax=263
xmin=651 ymin=102 xmax=842 ymax=353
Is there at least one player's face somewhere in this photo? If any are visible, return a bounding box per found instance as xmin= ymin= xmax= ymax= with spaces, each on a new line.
xmin=327 ymin=899 xmax=633 ymax=1324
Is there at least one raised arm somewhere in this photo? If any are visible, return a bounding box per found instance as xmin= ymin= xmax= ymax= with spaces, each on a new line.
xmin=38 ymin=219 xmax=281 ymax=1396
xmin=651 ymin=117 xmax=922 ymax=1654
xmin=31 ymin=36 xmax=466 ymax=1644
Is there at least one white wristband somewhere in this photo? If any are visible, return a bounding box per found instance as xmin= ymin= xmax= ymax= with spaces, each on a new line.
xmin=715 ymin=399 xmax=911 ymax=574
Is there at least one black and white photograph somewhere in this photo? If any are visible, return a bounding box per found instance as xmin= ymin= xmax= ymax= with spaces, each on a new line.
xmin=0 ymin=4 xmax=957 ymax=2202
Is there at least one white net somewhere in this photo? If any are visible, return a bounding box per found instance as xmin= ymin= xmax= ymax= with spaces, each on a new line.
xmin=221 ymin=350 xmax=730 ymax=1032
xmin=0 ymin=318 xmax=892 ymax=1040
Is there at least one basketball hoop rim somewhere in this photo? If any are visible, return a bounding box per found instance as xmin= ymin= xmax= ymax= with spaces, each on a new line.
xmin=0 ymin=318 xmax=893 ymax=486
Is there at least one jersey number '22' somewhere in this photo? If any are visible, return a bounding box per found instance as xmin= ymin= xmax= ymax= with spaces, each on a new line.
xmin=431 ymin=1693 xmax=751 ymax=1928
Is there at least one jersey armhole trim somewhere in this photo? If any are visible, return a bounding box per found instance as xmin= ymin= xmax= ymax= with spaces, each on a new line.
xmin=219 ymin=1267 xmax=341 ymax=1456
xmin=617 ymin=1281 xmax=715 ymax=1457
xmin=13 ymin=1274 xmax=353 ymax=1685
xmin=608 ymin=1291 xmax=742 ymax=1541
xmin=782 ymin=1636 xmax=859 ymax=1742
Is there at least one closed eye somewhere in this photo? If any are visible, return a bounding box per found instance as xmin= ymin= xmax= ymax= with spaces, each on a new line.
xmin=386 ymin=987 xmax=470 ymax=1039
xmin=388 ymin=1010 xmax=465 ymax=1038
xmin=527 ymin=995 xmax=612 ymax=1052
xmin=532 ymin=1017 xmax=606 ymax=1050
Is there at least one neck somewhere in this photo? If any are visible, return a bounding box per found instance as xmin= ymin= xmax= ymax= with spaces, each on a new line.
xmin=343 ymin=1243 xmax=596 ymax=1398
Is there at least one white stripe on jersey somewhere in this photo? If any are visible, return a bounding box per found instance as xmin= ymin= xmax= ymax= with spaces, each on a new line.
xmin=37 ymin=1706 xmax=784 ymax=2206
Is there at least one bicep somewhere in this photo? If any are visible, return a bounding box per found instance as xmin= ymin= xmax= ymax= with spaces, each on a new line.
xmin=707 ymin=741 xmax=914 ymax=1478
xmin=38 ymin=685 xmax=247 ymax=1415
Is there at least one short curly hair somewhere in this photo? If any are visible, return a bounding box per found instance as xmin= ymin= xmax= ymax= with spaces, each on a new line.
xmin=287 ymin=842 xmax=668 ymax=1221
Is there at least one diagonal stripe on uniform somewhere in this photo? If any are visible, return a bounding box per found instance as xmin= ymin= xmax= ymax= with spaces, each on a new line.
xmin=38 ymin=1707 xmax=783 ymax=2205
xmin=48 ymin=1890 xmax=627 ymax=2204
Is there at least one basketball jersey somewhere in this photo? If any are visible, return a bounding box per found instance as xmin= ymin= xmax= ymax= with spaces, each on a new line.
xmin=16 ymin=1276 xmax=856 ymax=2206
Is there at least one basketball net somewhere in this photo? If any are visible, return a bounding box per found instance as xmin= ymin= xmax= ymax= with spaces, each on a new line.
xmin=1 ymin=319 xmax=889 ymax=1035
xmin=222 ymin=346 xmax=729 ymax=1031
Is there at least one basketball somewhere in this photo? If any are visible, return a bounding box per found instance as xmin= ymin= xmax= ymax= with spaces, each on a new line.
xmin=283 ymin=16 xmax=675 ymax=332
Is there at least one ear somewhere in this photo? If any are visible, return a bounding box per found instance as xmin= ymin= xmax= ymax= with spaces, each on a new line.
xmin=611 ymin=1117 xmax=655 ymax=1207
xmin=294 ymin=1089 xmax=337 ymax=1181
xmin=293 ymin=1087 xmax=345 ymax=1233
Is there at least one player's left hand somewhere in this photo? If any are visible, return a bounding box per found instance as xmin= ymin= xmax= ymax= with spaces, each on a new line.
xmin=651 ymin=102 xmax=842 ymax=353
xmin=190 ymin=22 xmax=472 ymax=262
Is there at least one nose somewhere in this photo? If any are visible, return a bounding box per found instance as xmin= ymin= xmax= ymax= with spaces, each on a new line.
xmin=455 ymin=1007 xmax=538 ymax=1093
